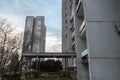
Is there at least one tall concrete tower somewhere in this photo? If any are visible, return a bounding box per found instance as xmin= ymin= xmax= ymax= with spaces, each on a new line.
xmin=32 ymin=16 xmax=46 ymax=52
xmin=22 ymin=16 xmax=34 ymax=53
xmin=22 ymin=16 xmax=46 ymax=53
xmin=62 ymin=0 xmax=76 ymax=69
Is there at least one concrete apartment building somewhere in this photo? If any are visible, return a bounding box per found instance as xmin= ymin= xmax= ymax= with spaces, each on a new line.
xmin=62 ymin=0 xmax=76 ymax=69
xmin=22 ymin=16 xmax=46 ymax=70
xmin=22 ymin=16 xmax=46 ymax=53
xmin=62 ymin=0 xmax=120 ymax=80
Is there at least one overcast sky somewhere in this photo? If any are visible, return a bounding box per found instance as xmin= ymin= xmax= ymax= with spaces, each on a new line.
xmin=0 ymin=0 xmax=62 ymax=52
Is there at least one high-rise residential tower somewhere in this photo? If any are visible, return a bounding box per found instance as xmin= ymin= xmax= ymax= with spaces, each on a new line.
xmin=22 ymin=16 xmax=46 ymax=53
xmin=22 ymin=16 xmax=46 ymax=71
xmin=32 ymin=16 xmax=46 ymax=52
xmin=62 ymin=0 xmax=76 ymax=69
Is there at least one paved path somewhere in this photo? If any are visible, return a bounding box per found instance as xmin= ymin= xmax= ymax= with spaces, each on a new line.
xmin=38 ymin=75 xmax=60 ymax=80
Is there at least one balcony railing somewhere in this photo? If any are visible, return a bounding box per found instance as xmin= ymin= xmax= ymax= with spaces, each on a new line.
xmin=70 ymin=14 xmax=74 ymax=23
xmin=76 ymin=0 xmax=84 ymax=18
xmin=70 ymin=26 xmax=75 ymax=32
xmin=72 ymin=41 xmax=75 ymax=50
xmin=79 ymin=20 xmax=86 ymax=38
xmin=81 ymin=49 xmax=88 ymax=64
xmin=72 ymin=31 xmax=75 ymax=39
xmin=81 ymin=49 xmax=88 ymax=58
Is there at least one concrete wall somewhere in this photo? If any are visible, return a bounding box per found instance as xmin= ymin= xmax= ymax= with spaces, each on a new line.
xmin=86 ymin=22 xmax=120 ymax=80
xmin=62 ymin=0 xmax=66 ymax=68
xmin=74 ymin=10 xmax=89 ymax=80
xmin=84 ymin=0 xmax=120 ymax=80
xmin=62 ymin=0 xmax=67 ymax=53
xmin=62 ymin=0 xmax=120 ymax=80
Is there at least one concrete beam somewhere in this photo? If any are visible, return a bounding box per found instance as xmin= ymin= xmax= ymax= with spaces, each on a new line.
xmin=22 ymin=52 xmax=76 ymax=58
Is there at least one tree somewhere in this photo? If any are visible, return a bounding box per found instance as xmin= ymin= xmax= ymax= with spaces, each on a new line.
xmin=0 ymin=18 xmax=23 ymax=73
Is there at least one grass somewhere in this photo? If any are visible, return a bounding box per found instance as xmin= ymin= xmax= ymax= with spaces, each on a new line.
xmin=27 ymin=77 xmax=73 ymax=80
xmin=27 ymin=77 xmax=48 ymax=80
xmin=58 ymin=77 xmax=73 ymax=80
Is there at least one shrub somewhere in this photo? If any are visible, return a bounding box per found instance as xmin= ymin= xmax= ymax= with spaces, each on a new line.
xmin=27 ymin=77 xmax=48 ymax=80
xmin=1 ymin=73 xmax=21 ymax=80
xmin=31 ymin=59 xmax=62 ymax=72
xmin=58 ymin=77 xmax=73 ymax=80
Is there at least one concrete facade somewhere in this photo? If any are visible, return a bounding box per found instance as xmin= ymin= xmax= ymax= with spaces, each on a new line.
xmin=62 ymin=0 xmax=76 ymax=68
xmin=22 ymin=16 xmax=34 ymax=52
xmin=32 ymin=16 xmax=46 ymax=52
xmin=62 ymin=0 xmax=120 ymax=80
xmin=22 ymin=16 xmax=46 ymax=53
xmin=22 ymin=16 xmax=46 ymax=71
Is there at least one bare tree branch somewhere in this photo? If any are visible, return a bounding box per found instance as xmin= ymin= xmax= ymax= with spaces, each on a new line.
xmin=0 ymin=18 xmax=23 ymax=73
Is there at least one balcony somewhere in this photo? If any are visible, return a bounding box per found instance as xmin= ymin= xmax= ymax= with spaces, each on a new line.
xmin=72 ymin=36 xmax=75 ymax=41
xmin=70 ymin=14 xmax=74 ymax=24
xmin=81 ymin=49 xmax=88 ymax=58
xmin=79 ymin=20 xmax=86 ymax=38
xmin=81 ymin=49 xmax=88 ymax=64
xmin=72 ymin=41 xmax=75 ymax=50
xmin=72 ymin=31 xmax=75 ymax=39
xmin=70 ymin=26 xmax=75 ymax=32
xmin=76 ymin=0 xmax=84 ymax=18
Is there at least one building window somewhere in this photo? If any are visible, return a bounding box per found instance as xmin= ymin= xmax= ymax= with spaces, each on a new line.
xmin=37 ymin=21 xmax=41 ymax=26
xmin=65 ymin=20 xmax=67 ymax=23
xmin=65 ymin=13 xmax=67 ymax=17
xmin=66 ymin=34 xmax=67 ymax=38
